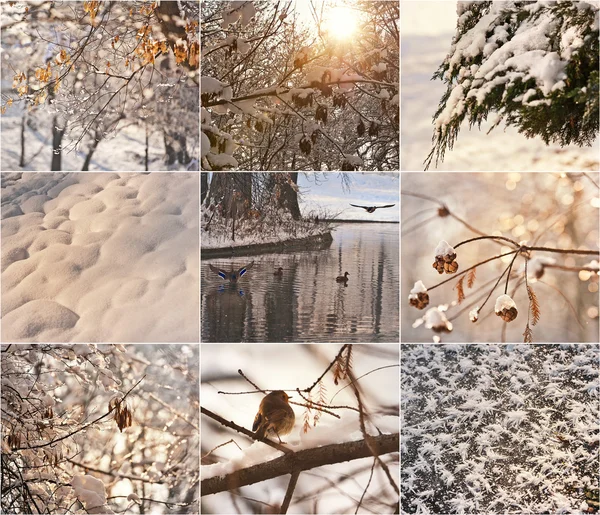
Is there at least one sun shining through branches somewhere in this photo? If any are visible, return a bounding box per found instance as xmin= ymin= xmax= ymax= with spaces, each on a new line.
xmin=323 ymin=5 xmax=359 ymax=41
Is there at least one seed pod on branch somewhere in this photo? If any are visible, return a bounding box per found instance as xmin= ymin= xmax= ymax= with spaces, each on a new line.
xmin=368 ymin=122 xmax=379 ymax=137
xmin=109 ymin=396 xmax=133 ymax=432
xmin=357 ymin=119 xmax=365 ymax=137
xmin=315 ymin=105 xmax=327 ymax=125
xmin=299 ymin=136 xmax=312 ymax=155
xmin=495 ymin=294 xmax=518 ymax=322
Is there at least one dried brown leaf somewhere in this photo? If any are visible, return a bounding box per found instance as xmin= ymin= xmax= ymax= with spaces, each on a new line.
xmin=467 ymin=267 xmax=477 ymax=288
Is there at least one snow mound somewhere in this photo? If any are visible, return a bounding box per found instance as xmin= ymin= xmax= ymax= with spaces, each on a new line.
xmin=1 ymin=173 xmax=199 ymax=342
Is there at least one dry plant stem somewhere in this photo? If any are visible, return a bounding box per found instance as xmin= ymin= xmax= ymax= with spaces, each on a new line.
xmin=537 ymin=279 xmax=586 ymax=330
xmin=237 ymin=369 xmax=266 ymax=393
xmin=106 ymin=495 xmax=192 ymax=508
xmin=202 ymin=439 xmax=243 ymax=460
xmin=14 ymin=375 xmax=146 ymax=451
xmin=448 ymin=273 xmax=515 ymax=321
xmin=544 ymin=263 xmax=599 ymax=273
xmin=294 ymin=389 xmax=343 ymax=418
xmin=428 ymin=250 xmax=518 ymax=291
xmin=355 ymin=457 xmax=377 ymax=515
xmin=455 ymin=235 xmax=520 ymax=249
xmin=401 ymin=213 xmax=439 ymax=237
xmin=201 ymin=433 xmax=399 ymax=496
xmin=525 ymin=246 xmax=599 ymax=256
xmin=304 ymin=345 xmax=348 ymax=393
xmin=68 ymin=459 xmax=164 ymax=484
xmin=201 ymin=406 xmax=292 ymax=454
xmin=280 ymin=470 xmax=300 ymax=514
xmin=477 ymin=259 xmax=515 ymax=315
xmin=348 ymin=373 xmax=399 ymax=496
xmin=401 ymin=190 xmax=488 ymax=237
xmin=504 ymin=251 xmax=521 ymax=294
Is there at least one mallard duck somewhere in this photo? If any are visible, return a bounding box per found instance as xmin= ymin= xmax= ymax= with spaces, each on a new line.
xmin=336 ymin=271 xmax=349 ymax=282
xmin=350 ymin=203 xmax=395 ymax=213
xmin=274 ymin=267 xmax=283 ymax=276
xmin=209 ymin=261 xmax=255 ymax=282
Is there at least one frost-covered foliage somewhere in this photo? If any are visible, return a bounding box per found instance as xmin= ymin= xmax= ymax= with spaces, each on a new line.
xmin=1 ymin=1 xmax=199 ymax=170
xmin=201 ymin=0 xmax=399 ymax=171
xmin=202 ymin=172 xmax=334 ymax=249
xmin=426 ymin=1 xmax=599 ymax=169
xmin=1 ymin=344 xmax=199 ymax=514
xmin=401 ymin=344 xmax=599 ymax=514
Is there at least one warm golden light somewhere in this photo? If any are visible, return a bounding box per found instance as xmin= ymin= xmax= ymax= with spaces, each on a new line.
xmin=324 ymin=6 xmax=358 ymax=40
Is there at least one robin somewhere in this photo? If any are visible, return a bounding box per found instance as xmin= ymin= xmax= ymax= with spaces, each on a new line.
xmin=252 ymin=391 xmax=295 ymax=443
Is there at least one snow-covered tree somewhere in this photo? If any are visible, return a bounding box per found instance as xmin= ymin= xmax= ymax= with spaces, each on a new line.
xmin=201 ymin=0 xmax=399 ymax=171
xmin=1 ymin=1 xmax=199 ymax=170
xmin=425 ymin=0 xmax=599 ymax=169
xmin=1 ymin=344 xmax=199 ymax=514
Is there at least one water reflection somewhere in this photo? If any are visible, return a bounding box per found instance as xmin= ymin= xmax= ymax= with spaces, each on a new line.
xmin=201 ymin=224 xmax=399 ymax=342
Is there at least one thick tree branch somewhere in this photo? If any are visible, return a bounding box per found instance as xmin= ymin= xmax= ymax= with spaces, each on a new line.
xmin=201 ymin=433 xmax=399 ymax=496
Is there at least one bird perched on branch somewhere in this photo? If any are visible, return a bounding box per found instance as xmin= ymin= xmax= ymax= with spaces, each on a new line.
xmin=209 ymin=261 xmax=254 ymax=282
xmin=252 ymin=390 xmax=295 ymax=443
xmin=350 ymin=203 xmax=396 ymax=213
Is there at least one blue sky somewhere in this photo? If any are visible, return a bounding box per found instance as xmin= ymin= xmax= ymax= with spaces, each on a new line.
xmin=298 ymin=172 xmax=399 ymax=221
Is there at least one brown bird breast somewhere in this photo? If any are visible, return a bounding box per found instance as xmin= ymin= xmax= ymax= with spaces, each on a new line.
xmin=253 ymin=391 xmax=295 ymax=439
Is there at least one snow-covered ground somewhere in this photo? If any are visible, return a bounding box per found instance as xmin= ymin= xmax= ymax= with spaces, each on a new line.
xmin=402 ymin=344 xmax=599 ymax=514
xmin=0 ymin=105 xmax=199 ymax=171
xmin=1 ymin=173 xmax=199 ymax=342
xmin=401 ymin=2 xmax=600 ymax=171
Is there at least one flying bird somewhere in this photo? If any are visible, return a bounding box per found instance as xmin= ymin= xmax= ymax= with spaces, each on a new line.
xmin=209 ymin=261 xmax=255 ymax=282
xmin=350 ymin=203 xmax=396 ymax=213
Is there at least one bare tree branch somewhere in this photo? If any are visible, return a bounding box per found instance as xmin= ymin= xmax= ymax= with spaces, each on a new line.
xmin=201 ymin=433 xmax=399 ymax=496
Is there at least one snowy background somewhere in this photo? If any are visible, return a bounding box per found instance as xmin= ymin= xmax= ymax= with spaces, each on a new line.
xmin=0 ymin=105 xmax=199 ymax=171
xmin=201 ymin=344 xmax=399 ymax=513
xmin=401 ymin=344 xmax=599 ymax=514
xmin=1 ymin=172 xmax=199 ymax=342
xmin=401 ymin=0 xmax=600 ymax=171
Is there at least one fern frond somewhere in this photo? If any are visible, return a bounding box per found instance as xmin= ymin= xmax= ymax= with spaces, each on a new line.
xmin=523 ymin=323 xmax=533 ymax=343
xmin=455 ymin=276 xmax=465 ymax=304
xmin=467 ymin=267 xmax=477 ymax=288
xmin=527 ymin=285 xmax=540 ymax=325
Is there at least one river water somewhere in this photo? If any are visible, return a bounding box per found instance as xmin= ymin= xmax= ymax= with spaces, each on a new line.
xmin=201 ymin=223 xmax=399 ymax=342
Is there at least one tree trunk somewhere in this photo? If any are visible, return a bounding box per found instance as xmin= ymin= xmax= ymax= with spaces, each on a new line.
xmin=19 ymin=111 xmax=26 ymax=168
xmin=81 ymin=139 xmax=99 ymax=171
xmin=267 ymin=173 xmax=302 ymax=220
xmin=145 ymin=125 xmax=150 ymax=171
xmin=51 ymin=115 xmax=64 ymax=171
xmin=201 ymin=172 xmax=209 ymax=204
xmin=163 ymin=132 xmax=176 ymax=166
xmin=206 ymin=173 xmax=252 ymax=219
